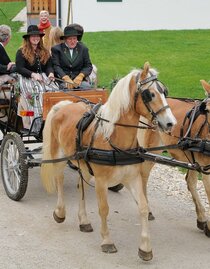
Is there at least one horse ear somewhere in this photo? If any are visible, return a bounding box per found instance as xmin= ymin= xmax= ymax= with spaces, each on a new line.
xmin=141 ymin=62 xmax=150 ymax=80
xmin=200 ymin=80 xmax=210 ymax=96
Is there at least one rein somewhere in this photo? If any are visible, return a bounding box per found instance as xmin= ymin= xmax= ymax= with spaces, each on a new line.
xmin=44 ymin=77 xmax=95 ymax=105
xmin=41 ymin=74 xmax=210 ymax=176
xmin=95 ymin=115 xmax=156 ymax=129
xmin=144 ymin=98 xmax=210 ymax=174
xmin=42 ymin=73 xmax=168 ymax=164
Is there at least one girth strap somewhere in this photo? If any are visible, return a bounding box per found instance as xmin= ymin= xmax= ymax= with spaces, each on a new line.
xmin=76 ymin=147 xmax=145 ymax=166
xmin=76 ymin=103 xmax=101 ymax=152
xmin=75 ymin=103 xmax=102 ymax=176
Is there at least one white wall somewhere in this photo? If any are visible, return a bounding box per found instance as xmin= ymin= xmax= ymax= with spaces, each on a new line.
xmin=57 ymin=0 xmax=210 ymax=32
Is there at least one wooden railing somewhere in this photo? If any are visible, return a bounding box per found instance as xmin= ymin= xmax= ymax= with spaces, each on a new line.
xmin=27 ymin=0 xmax=56 ymax=15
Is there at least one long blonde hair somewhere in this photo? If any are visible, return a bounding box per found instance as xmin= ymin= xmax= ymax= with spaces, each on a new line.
xmin=48 ymin=26 xmax=63 ymax=50
xmin=21 ymin=37 xmax=51 ymax=65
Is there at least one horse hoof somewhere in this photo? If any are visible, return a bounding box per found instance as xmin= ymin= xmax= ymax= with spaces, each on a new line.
xmin=204 ymin=223 xmax=210 ymax=237
xmin=197 ymin=219 xmax=207 ymax=231
xmin=53 ymin=211 xmax=65 ymax=223
xmin=79 ymin=224 xmax=93 ymax=232
xmin=138 ymin=248 xmax=153 ymax=261
xmin=148 ymin=212 xmax=155 ymax=221
xmin=101 ymin=244 xmax=118 ymax=253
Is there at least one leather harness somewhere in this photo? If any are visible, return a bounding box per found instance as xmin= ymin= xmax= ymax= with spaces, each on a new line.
xmin=69 ymin=73 xmax=169 ymax=174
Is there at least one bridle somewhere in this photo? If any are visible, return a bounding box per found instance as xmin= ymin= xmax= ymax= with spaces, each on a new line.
xmin=134 ymin=72 xmax=170 ymax=122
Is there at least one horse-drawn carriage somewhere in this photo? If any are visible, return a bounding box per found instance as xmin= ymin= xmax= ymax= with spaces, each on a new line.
xmin=0 ymin=78 xmax=108 ymax=200
xmin=0 ymin=63 xmax=210 ymax=261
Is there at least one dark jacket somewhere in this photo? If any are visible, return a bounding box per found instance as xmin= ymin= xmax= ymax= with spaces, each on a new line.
xmin=51 ymin=42 xmax=92 ymax=79
xmin=0 ymin=44 xmax=16 ymax=74
xmin=15 ymin=48 xmax=54 ymax=78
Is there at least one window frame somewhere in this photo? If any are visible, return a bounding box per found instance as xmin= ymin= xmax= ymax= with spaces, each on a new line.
xmin=97 ymin=0 xmax=122 ymax=2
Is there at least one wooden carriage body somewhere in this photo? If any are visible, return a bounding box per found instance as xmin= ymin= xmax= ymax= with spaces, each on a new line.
xmin=42 ymin=89 xmax=108 ymax=120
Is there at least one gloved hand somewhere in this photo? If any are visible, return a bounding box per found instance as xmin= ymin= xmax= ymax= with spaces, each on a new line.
xmin=73 ymin=73 xmax=85 ymax=88
xmin=62 ymin=75 xmax=74 ymax=89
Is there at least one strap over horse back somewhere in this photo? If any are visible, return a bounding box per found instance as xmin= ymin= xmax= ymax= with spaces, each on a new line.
xmin=76 ymin=103 xmax=102 ymax=151
xmin=74 ymin=103 xmax=145 ymax=171
xmin=179 ymin=99 xmax=210 ymax=156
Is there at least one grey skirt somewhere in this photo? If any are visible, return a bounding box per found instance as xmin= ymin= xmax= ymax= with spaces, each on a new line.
xmin=18 ymin=73 xmax=59 ymax=133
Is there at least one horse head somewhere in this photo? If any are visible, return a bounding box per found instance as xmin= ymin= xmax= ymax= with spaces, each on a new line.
xmin=200 ymin=80 xmax=210 ymax=114
xmin=133 ymin=62 xmax=176 ymax=131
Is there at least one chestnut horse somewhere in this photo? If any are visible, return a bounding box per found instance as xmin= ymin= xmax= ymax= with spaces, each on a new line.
xmin=138 ymin=79 xmax=210 ymax=237
xmin=40 ymin=62 xmax=176 ymax=261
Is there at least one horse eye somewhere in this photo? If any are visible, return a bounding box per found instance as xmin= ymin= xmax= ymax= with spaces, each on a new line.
xmin=151 ymin=93 xmax=155 ymax=98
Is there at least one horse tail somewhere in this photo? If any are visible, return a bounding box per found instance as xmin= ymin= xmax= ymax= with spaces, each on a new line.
xmin=41 ymin=100 xmax=72 ymax=193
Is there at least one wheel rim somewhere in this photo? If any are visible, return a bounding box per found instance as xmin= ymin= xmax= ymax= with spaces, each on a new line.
xmin=2 ymin=138 xmax=22 ymax=195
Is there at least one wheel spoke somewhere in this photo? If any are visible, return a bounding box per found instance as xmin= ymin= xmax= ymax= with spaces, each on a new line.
xmin=13 ymin=169 xmax=21 ymax=185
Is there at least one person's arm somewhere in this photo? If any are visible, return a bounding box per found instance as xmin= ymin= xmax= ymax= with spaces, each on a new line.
xmin=80 ymin=46 xmax=93 ymax=77
xmin=0 ymin=63 xmax=9 ymax=74
xmin=15 ymin=49 xmax=33 ymax=78
xmin=73 ymin=45 xmax=93 ymax=87
xmin=44 ymin=56 xmax=54 ymax=76
xmin=51 ymin=46 xmax=66 ymax=78
xmin=0 ymin=45 xmax=10 ymax=74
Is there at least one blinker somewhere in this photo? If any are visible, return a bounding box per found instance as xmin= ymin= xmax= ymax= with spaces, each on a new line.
xmin=156 ymin=81 xmax=168 ymax=97
xmin=141 ymin=89 xmax=152 ymax=103
xmin=199 ymin=101 xmax=207 ymax=114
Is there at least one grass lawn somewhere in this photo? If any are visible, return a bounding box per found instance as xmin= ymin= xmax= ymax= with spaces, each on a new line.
xmin=1 ymin=2 xmax=210 ymax=98
xmin=85 ymin=29 xmax=210 ymax=98
xmin=0 ymin=1 xmax=25 ymax=60
xmin=0 ymin=1 xmax=25 ymax=31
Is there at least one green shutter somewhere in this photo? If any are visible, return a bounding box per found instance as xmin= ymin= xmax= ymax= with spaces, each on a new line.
xmin=97 ymin=1 xmax=122 ymax=2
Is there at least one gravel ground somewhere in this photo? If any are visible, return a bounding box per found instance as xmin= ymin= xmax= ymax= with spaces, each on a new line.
xmin=149 ymin=163 xmax=209 ymax=216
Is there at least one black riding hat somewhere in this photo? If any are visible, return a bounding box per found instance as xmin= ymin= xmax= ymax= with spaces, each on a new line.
xmin=70 ymin=23 xmax=84 ymax=41
xmin=60 ymin=24 xmax=84 ymax=41
xmin=22 ymin=25 xmax=45 ymax=39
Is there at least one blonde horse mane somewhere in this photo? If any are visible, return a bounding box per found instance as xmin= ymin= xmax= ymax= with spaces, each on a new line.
xmin=97 ymin=67 xmax=158 ymax=138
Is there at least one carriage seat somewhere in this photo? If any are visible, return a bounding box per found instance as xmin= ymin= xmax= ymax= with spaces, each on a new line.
xmin=0 ymin=84 xmax=12 ymax=110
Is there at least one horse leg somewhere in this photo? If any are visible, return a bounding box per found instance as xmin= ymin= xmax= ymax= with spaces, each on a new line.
xmin=185 ymin=170 xmax=207 ymax=231
xmin=77 ymin=171 xmax=93 ymax=233
xmin=137 ymin=125 xmax=161 ymax=221
xmin=201 ymin=174 xmax=210 ymax=237
xmin=95 ymin=179 xmax=117 ymax=254
xmin=53 ymin=163 xmax=67 ymax=223
xmin=140 ymin=162 xmax=155 ymax=220
xmin=126 ymin=175 xmax=153 ymax=261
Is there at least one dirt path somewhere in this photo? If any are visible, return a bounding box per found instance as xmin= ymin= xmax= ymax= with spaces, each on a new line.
xmin=0 ymin=164 xmax=210 ymax=269
xmin=12 ymin=7 xmax=27 ymax=32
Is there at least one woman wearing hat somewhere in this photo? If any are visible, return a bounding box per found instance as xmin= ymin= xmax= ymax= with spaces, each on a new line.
xmin=51 ymin=24 xmax=93 ymax=89
xmin=15 ymin=25 xmax=58 ymax=132
xmin=16 ymin=25 xmax=54 ymax=80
